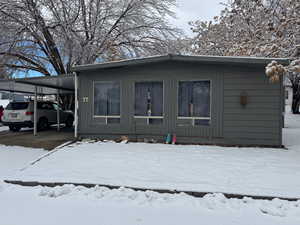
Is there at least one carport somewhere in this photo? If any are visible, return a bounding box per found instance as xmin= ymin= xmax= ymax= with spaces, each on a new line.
xmin=0 ymin=74 xmax=78 ymax=137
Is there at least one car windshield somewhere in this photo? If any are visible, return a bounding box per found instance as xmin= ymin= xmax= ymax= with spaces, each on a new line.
xmin=6 ymin=102 xmax=29 ymax=110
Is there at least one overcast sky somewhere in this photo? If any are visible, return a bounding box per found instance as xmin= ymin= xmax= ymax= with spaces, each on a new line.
xmin=172 ymin=0 xmax=226 ymax=36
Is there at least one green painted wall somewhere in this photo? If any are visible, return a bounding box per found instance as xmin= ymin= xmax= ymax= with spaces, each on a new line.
xmin=77 ymin=60 xmax=282 ymax=146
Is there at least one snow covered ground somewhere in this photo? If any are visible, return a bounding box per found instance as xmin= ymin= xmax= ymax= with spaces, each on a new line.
xmin=283 ymin=106 xmax=300 ymax=149
xmin=9 ymin=141 xmax=300 ymax=199
xmin=0 ymin=126 xmax=8 ymax=132
xmin=0 ymin=145 xmax=45 ymax=178
xmin=7 ymin=108 xmax=300 ymax=199
xmin=1 ymin=183 xmax=300 ymax=225
xmin=1 ymin=106 xmax=300 ymax=224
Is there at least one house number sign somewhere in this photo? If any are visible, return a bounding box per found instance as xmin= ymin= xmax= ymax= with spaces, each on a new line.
xmin=82 ymin=97 xmax=89 ymax=103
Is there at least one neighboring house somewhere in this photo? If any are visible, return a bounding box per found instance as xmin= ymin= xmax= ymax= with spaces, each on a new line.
xmin=0 ymin=91 xmax=26 ymax=108
xmin=0 ymin=91 xmax=25 ymax=102
xmin=72 ymin=54 xmax=288 ymax=147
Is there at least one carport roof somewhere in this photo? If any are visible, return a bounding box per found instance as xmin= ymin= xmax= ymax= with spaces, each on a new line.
xmin=72 ymin=54 xmax=290 ymax=72
xmin=0 ymin=74 xmax=74 ymax=95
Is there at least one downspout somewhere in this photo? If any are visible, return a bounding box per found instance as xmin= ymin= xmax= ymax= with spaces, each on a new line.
xmin=57 ymin=89 xmax=60 ymax=132
xmin=74 ymin=72 xmax=79 ymax=138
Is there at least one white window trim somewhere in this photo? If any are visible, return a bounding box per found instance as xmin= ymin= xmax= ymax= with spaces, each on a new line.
xmin=177 ymin=79 xmax=212 ymax=126
xmin=93 ymin=115 xmax=121 ymax=118
xmin=134 ymin=116 xmax=164 ymax=119
xmin=93 ymin=115 xmax=121 ymax=125
xmin=134 ymin=116 xmax=164 ymax=125
xmin=92 ymin=81 xmax=121 ymax=120
xmin=178 ymin=116 xmax=211 ymax=120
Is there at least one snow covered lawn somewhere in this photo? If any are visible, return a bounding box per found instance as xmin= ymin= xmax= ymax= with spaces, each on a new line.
xmin=7 ymin=109 xmax=300 ymax=199
xmin=0 ymin=142 xmax=300 ymax=225
xmin=1 ymin=146 xmax=299 ymax=225
xmin=0 ymin=145 xmax=45 ymax=178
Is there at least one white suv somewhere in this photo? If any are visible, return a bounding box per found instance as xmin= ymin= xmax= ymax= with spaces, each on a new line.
xmin=2 ymin=101 xmax=74 ymax=132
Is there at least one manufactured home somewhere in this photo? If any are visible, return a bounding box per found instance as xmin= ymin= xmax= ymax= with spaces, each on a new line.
xmin=0 ymin=54 xmax=288 ymax=147
xmin=72 ymin=54 xmax=288 ymax=147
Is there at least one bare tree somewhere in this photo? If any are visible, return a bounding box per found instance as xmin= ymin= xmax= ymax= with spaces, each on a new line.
xmin=190 ymin=0 xmax=300 ymax=112
xmin=0 ymin=21 xmax=15 ymax=78
xmin=0 ymin=0 xmax=180 ymax=76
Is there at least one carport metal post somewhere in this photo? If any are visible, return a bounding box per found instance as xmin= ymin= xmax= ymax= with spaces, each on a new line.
xmin=57 ymin=89 xmax=60 ymax=131
xmin=34 ymin=86 xmax=37 ymax=136
xmin=74 ymin=72 xmax=78 ymax=138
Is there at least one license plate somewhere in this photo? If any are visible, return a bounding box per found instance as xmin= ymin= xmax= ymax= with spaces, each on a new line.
xmin=10 ymin=113 xmax=18 ymax=118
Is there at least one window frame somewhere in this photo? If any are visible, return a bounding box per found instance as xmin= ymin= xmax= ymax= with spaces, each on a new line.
xmin=92 ymin=81 xmax=121 ymax=124
xmin=177 ymin=79 xmax=212 ymax=126
xmin=134 ymin=80 xmax=164 ymax=125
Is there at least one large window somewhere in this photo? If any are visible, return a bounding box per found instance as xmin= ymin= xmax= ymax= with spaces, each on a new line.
xmin=135 ymin=81 xmax=163 ymax=124
xmin=178 ymin=80 xmax=211 ymax=126
xmin=94 ymin=81 xmax=120 ymax=123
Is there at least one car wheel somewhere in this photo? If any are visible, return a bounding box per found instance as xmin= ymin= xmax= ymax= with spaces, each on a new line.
xmin=9 ymin=125 xmax=21 ymax=132
xmin=38 ymin=118 xmax=49 ymax=131
xmin=65 ymin=116 xmax=74 ymax=128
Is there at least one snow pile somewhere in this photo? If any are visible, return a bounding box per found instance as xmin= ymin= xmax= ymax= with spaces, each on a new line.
xmin=39 ymin=185 xmax=73 ymax=198
xmin=0 ymin=126 xmax=8 ymax=132
xmin=1 ymin=182 xmax=300 ymax=225
xmin=1 ymin=183 xmax=297 ymax=219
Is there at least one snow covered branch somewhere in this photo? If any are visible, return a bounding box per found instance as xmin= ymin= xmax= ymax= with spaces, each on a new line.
xmin=0 ymin=0 xmax=181 ymax=76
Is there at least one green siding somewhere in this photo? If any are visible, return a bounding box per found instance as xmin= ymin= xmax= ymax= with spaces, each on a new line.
xmin=77 ymin=60 xmax=282 ymax=147
xmin=222 ymin=68 xmax=282 ymax=146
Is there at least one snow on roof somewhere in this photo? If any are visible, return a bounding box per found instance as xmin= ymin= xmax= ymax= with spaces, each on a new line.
xmin=72 ymin=54 xmax=290 ymax=72
xmin=0 ymin=74 xmax=74 ymax=95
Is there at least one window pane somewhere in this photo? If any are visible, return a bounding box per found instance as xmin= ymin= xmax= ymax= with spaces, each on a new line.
xmin=6 ymin=102 xmax=29 ymax=110
xmin=94 ymin=82 xmax=120 ymax=116
xmin=178 ymin=81 xmax=210 ymax=118
xmin=135 ymin=82 xmax=163 ymax=116
xmin=178 ymin=82 xmax=192 ymax=117
xmin=193 ymin=81 xmax=210 ymax=117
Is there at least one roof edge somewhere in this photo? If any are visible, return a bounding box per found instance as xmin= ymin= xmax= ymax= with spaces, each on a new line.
xmin=71 ymin=54 xmax=290 ymax=72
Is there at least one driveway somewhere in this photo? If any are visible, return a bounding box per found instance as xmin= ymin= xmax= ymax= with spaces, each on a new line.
xmin=0 ymin=126 xmax=74 ymax=150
